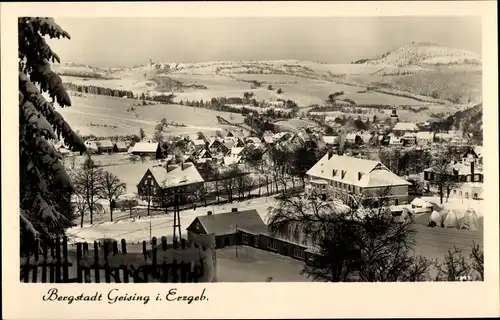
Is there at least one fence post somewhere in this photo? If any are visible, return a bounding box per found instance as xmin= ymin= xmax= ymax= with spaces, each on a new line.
xmin=141 ymin=240 xmax=149 ymax=283
xmin=49 ymin=239 xmax=56 ymax=283
xmin=151 ymin=237 xmax=158 ymax=279
xmin=94 ymin=241 xmax=100 ymax=283
xmin=42 ymin=241 xmax=49 ymax=283
xmin=171 ymin=260 xmax=179 ymax=283
xmin=62 ymin=237 xmax=69 ymax=282
xmin=55 ymin=237 xmax=62 ymax=283
xmin=103 ymin=241 xmax=111 ymax=283
xmin=121 ymin=238 xmax=129 ymax=283
xmin=31 ymin=238 xmax=40 ymax=283
xmin=76 ymin=243 xmax=83 ymax=283
xmin=83 ymin=242 xmax=90 ymax=282
xmin=112 ymin=241 xmax=121 ymax=283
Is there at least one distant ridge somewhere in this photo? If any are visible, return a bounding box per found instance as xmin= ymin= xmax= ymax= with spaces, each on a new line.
xmin=351 ymin=42 xmax=482 ymax=66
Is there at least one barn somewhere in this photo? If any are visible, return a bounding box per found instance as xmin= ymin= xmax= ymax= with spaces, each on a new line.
xmin=186 ymin=209 xmax=268 ymax=249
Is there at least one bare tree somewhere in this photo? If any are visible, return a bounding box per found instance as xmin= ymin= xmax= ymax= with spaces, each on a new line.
xmin=267 ymin=189 xmax=433 ymax=282
xmin=470 ymin=242 xmax=484 ymax=280
xmin=71 ymin=155 xmax=105 ymax=226
xmin=427 ymin=148 xmax=460 ymax=204
xmin=100 ymin=171 xmax=127 ymax=222
xmin=435 ymin=247 xmax=472 ymax=281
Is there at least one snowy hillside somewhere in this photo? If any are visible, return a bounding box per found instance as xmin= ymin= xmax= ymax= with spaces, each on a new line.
xmin=352 ymin=42 xmax=482 ymax=67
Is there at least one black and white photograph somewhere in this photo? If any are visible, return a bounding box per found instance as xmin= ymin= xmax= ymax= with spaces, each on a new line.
xmin=2 ymin=1 xmax=499 ymax=319
xmin=16 ymin=15 xmax=489 ymax=283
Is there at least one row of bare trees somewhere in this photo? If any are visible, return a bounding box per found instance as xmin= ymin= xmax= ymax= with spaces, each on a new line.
xmin=267 ymin=188 xmax=484 ymax=282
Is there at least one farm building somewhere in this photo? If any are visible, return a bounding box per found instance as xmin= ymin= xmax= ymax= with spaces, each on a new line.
xmin=137 ymin=162 xmax=205 ymax=206
xmin=186 ymin=209 xmax=323 ymax=264
xmin=462 ymin=145 xmax=483 ymax=165
xmin=129 ymin=142 xmax=161 ymax=159
xmin=424 ymin=161 xmax=483 ymax=185
xmin=186 ymin=209 xmax=268 ymax=249
xmin=113 ymin=141 xmax=129 ymax=153
xmin=306 ymin=152 xmax=411 ymax=206
xmin=96 ymin=140 xmax=113 ymax=154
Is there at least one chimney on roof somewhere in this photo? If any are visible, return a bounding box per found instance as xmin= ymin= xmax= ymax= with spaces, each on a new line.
xmin=358 ymin=172 xmax=363 ymax=181
xmin=231 ymin=208 xmax=238 ymax=213
xmin=328 ymin=150 xmax=333 ymax=160
xmin=207 ymin=211 xmax=213 ymax=216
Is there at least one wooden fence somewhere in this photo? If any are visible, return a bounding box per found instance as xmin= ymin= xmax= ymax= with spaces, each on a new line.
xmin=20 ymin=236 xmax=210 ymax=283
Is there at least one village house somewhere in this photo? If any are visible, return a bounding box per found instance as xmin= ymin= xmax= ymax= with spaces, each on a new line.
xmin=129 ymin=141 xmax=161 ymax=159
xmin=416 ymin=131 xmax=434 ymax=146
xmin=137 ymin=162 xmax=205 ymax=206
xmin=192 ymin=148 xmax=213 ymax=164
xmin=462 ymin=145 xmax=483 ymax=166
xmin=389 ymin=133 xmax=404 ymax=147
xmin=393 ymin=122 xmax=419 ymax=135
xmin=96 ymin=140 xmax=113 ymax=154
xmin=306 ymin=152 xmax=411 ymax=206
xmin=189 ymin=139 xmax=207 ymax=153
xmin=113 ymin=141 xmax=129 ymax=153
xmin=423 ymin=160 xmax=483 ymax=185
xmin=262 ymin=135 xmax=275 ymax=145
xmin=402 ymin=132 xmax=417 ymax=146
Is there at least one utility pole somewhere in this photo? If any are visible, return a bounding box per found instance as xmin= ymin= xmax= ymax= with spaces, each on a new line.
xmin=235 ymin=223 xmax=238 ymax=257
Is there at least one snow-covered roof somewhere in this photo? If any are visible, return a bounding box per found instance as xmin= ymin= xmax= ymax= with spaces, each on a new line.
xmin=411 ymin=198 xmax=433 ymax=208
xmin=306 ymin=154 xmax=411 ymax=188
xmin=97 ymin=140 xmax=113 ymax=148
xmin=192 ymin=139 xmax=206 ymax=146
xmin=223 ymin=156 xmax=242 ymax=166
xmin=149 ymin=163 xmax=204 ymax=189
xmin=246 ymin=137 xmax=261 ymax=144
xmin=129 ymin=142 xmax=158 ymax=153
xmin=84 ymin=140 xmax=98 ymax=150
xmin=230 ymin=147 xmax=245 ymax=156
xmin=114 ymin=141 xmax=128 ymax=149
xmin=416 ymin=132 xmax=434 ymax=140
xmin=393 ymin=122 xmax=419 ymax=132
xmin=322 ymin=136 xmax=338 ymax=145
xmin=263 ymin=136 xmax=274 ymax=144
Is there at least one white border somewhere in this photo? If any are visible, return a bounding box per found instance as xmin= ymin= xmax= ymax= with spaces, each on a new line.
xmin=2 ymin=2 xmax=499 ymax=319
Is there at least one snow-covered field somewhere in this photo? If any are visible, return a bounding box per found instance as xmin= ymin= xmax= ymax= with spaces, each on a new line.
xmin=57 ymin=93 xmax=245 ymax=136
xmin=67 ymin=196 xmax=278 ymax=243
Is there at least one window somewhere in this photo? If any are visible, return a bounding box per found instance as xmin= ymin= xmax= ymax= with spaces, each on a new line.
xmin=254 ymin=236 xmax=259 ymax=247
xmin=466 ymin=175 xmax=472 ymax=182
xmin=459 ymin=191 xmax=463 ymax=197
xmin=242 ymin=233 xmax=249 ymax=244
xmin=474 ymin=193 xmax=478 ymax=199
xmin=293 ymin=247 xmax=305 ymax=259
xmin=267 ymin=239 xmax=278 ymax=251
xmin=465 ymin=192 xmax=469 ymax=199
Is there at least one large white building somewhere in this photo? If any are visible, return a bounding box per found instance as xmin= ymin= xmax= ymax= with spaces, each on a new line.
xmin=306 ymin=153 xmax=411 ymax=206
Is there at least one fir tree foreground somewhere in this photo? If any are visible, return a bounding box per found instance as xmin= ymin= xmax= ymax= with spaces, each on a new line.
xmin=19 ymin=18 xmax=86 ymax=255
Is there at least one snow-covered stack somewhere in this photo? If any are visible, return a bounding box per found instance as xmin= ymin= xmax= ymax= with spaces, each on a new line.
xmin=443 ymin=210 xmax=459 ymax=228
xmin=460 ymin=208 xmax=479 ymax=231
xmin=428 ymin=210 xmax=443 ymax=227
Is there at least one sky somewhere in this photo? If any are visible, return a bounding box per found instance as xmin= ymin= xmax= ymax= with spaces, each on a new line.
xmin=48 ymin=16 xmax=482 ymax=67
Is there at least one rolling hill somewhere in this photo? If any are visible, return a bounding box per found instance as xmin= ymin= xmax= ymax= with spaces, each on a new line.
xmin=50 ymin=43 xmax=483 ymax=136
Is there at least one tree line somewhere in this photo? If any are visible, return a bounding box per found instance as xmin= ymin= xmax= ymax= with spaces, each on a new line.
xmin=64 ymin=82 xmax=135 ymax=99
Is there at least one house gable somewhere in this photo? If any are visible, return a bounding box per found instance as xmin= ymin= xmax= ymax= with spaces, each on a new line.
xmin=137 ymin=169 xmax=161 ymax=194
xmin=186 ymin=217 xmax=208 ymax=234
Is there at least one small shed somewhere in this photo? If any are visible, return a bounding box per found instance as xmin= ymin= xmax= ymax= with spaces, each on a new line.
xmin=113 ymin=141 xmax=129 ymax=153
xmin=97 ymin=140 xmax=113 ymax=154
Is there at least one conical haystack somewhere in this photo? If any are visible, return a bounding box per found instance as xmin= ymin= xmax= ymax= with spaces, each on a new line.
xmin=460 ymin=208 xmax=479 ymax=230
xmin=428 ymin=210 xmax=443 ymax=227
xmin=443 ymin=210 xmax=459 ymax=228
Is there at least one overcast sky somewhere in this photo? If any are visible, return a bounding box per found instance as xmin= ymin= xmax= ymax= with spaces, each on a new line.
xmin=48 ymin=16 xmax=482 ymax=67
